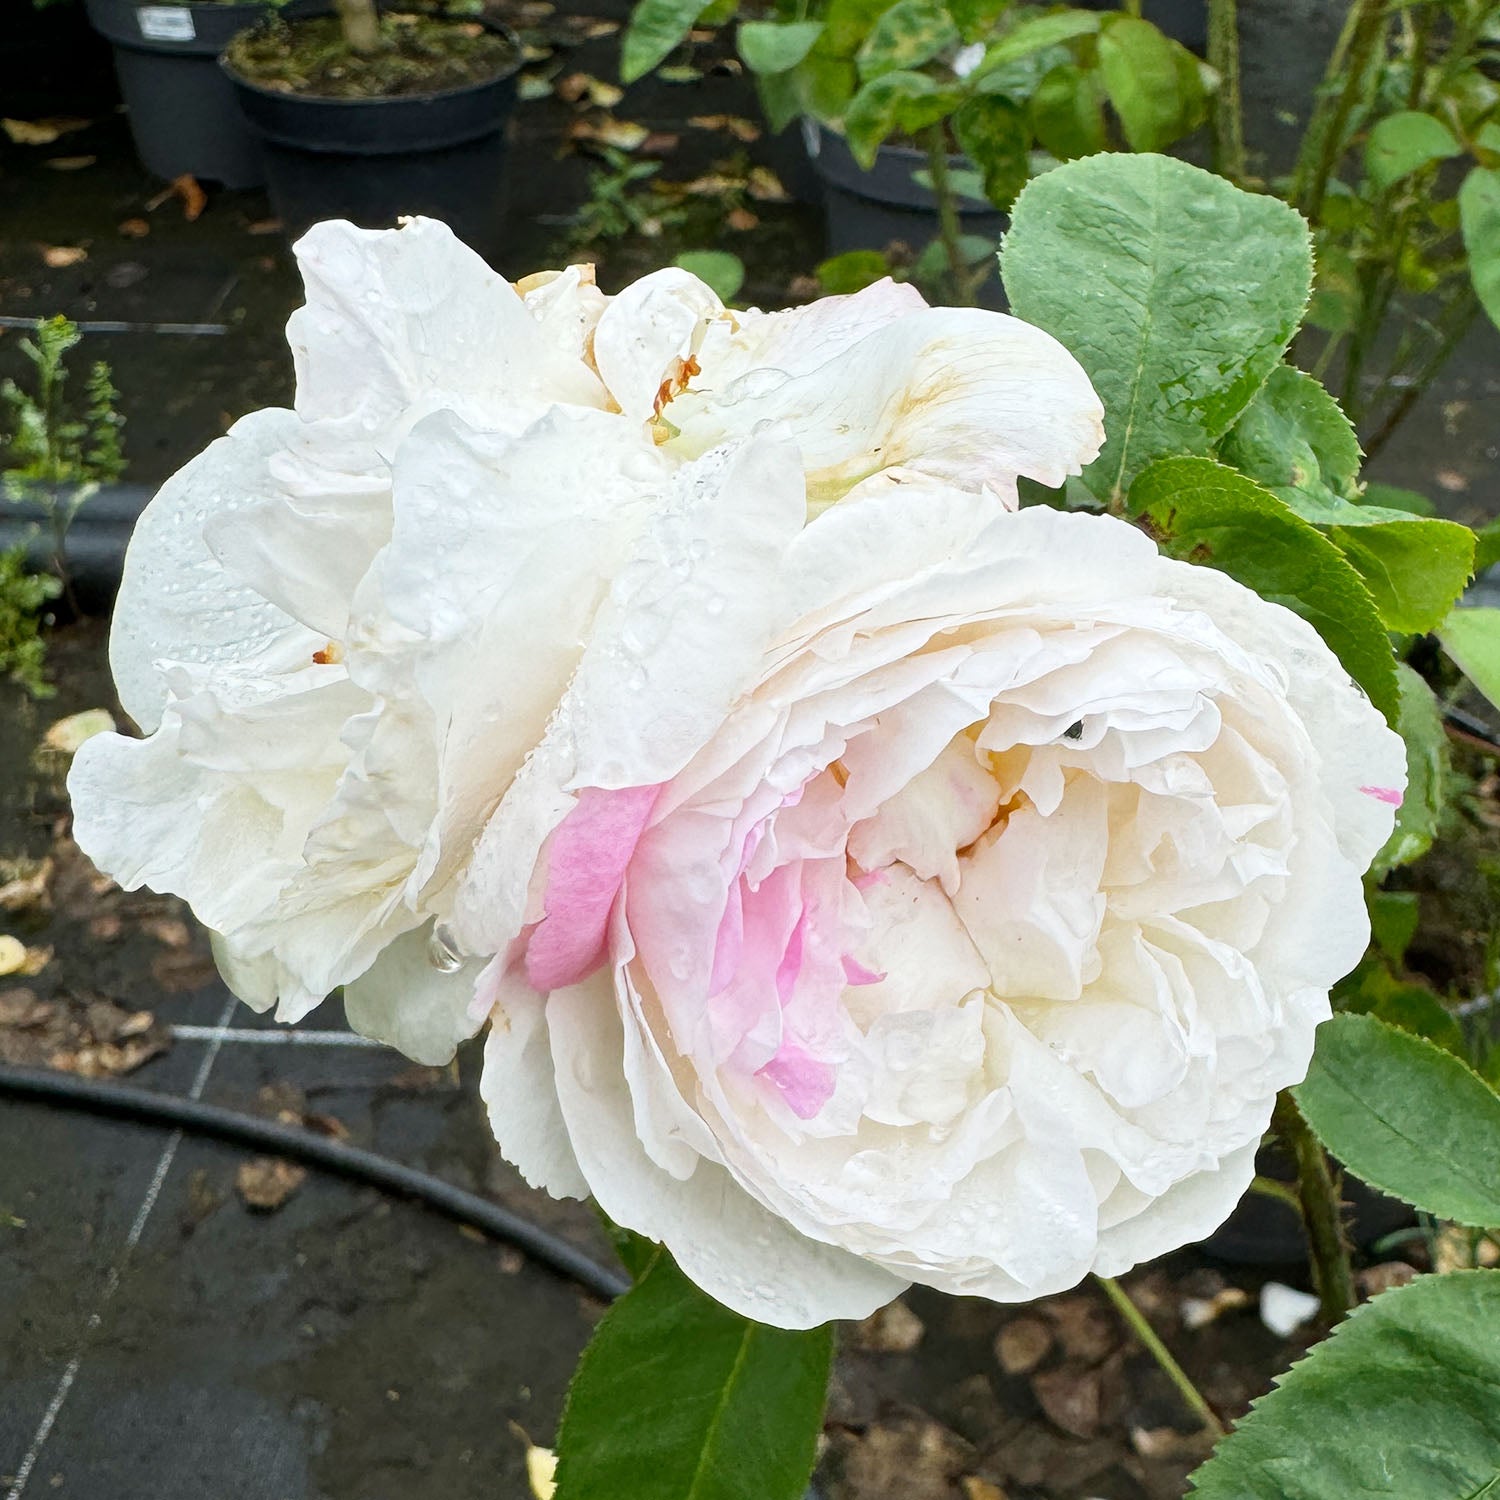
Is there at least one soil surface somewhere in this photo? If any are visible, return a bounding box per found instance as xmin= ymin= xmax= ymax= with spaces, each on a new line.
xmin=1 ymin=0 xmax=1498 ymax=1496
xmin=226 ymin=14 xmax=519 ymax=99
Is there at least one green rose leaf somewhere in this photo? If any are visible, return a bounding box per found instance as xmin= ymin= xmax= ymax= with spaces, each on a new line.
xmin=1326 ymin=519 xmax=1475 ymax=636
xmin=946 ymin=0 xmax=1010 ymax=42
xmin=622 ymin=0 xmax=714 ymax=82
xmin=952 ymin=94 xmax=1029 ymax=209
xmin=1029 ymin=62 xmax=1106 ymax=159
xmin=820 ymin=0 xmax=893 ymax=57
xmin=1219 ymin=364 xmax=1361 ymax=506
xmin=1128 ymin=457 xmax=1398 ymax=721
xmin=1361 ymin=482 xmax=1434 ymax=516
xmin=1338 ymin=967 xmax=1469 ymax=1059
xmin=816 ymin=248 xmax=894 ymax=293
xmin=674 ymin=249 xmax=745 ymax=302
xmin=1364 ymin=109 xmax=1462 ymax=194
xmin=1003 ymin=154 xmax=1313 ymax=502
xmin=1438 ymin=605 xmax=1500 ymax=711
xmin=1373 ymin=663 xmax=1449 ymax=874
xmin=1294 ymin=1013 xmax=1500 ymax=1227
xmin=1474 ymin=518 xmax=1500 ymax=574
xmin=856 ymin=0 xmax=958 ymax=80
xmin=554 ymin=1250 xmax=833 ymax=1500
xmin=1461 ymin=166 xmax=1500 ymax=330
xmin=1221 ymin=371 xmax=1475 ymax=634
xmin=738 ymin=19 xmax=825 ymax=74
xmin=843 ymin=71 xmax=961 ymax=166
xmin=1365 ymin=889 xmax=1420 ymax=966
xmin=972 ymin=9 xmax=1100 ymax=77
xmin=1097 ymin=17 xmax=1208 ymax=153
xmin=1187 ymin=1271 xmax=1500 ymax=1499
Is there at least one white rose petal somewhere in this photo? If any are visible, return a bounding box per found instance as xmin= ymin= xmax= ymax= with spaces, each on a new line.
xmin=472 ymin=479 xmax=1403 ymax=1326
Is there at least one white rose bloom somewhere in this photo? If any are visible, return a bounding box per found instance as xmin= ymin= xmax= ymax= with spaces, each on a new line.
xmin=458 ymin=444 xmax=1405 ymax=1328
xmin=68 ymin=218 xmax=1101 ymax=1061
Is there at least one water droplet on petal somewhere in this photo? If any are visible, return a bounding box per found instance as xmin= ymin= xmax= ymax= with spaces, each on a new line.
xmin=427 ymin=923 xmax=465 ymax=974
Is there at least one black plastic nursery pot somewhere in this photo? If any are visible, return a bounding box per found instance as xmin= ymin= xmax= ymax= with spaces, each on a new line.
xmin=83 ymin=0 xmax=269 ymax=188
xmin=1082 ymin=0 xmax=1207 ymax=51
xmin=802 ymin=121 xmax=1007 ymax=305
xmin=223 ymin=22 xmax=522 ymax=260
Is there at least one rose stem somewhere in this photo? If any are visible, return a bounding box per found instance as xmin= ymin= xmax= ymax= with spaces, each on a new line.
xmin=1207 ymin=0 xmax=1244 ymax=184
xmin=920 ymin=126 xmax=972 ymax=308
xmin=1093 ymin=1275 xmax=1227 ymax=1438
xmin=1274 ymin=1091 xmax=1356 ymax=1323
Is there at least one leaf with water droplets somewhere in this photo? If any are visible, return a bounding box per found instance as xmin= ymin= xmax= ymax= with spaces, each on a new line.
xmin=1002 ymin=154 xmax=1313 ymax=502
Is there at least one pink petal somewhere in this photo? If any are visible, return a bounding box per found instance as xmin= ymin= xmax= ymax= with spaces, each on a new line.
xmin=1359 ymin=785 xmax=1403 ymax=807
xmin=525 ymin=783 xmax=660 ymax=992
xmin=759 ymin=1041 xmax=837 ymax=1120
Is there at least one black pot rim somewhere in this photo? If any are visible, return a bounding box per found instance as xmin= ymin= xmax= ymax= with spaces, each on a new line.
xmin=220 ymin=15 xmax=522 ymax=107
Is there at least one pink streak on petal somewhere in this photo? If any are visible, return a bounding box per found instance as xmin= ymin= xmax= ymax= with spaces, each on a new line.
xmin=525 ymin=783 xmax=661 ymax=992
xmin=850 ymin=866 xmax=888 ymax=891
xmin=709 ymin=884 xmax=744 ymax=997
xmin=842 ymin=954 xmax=885 ymax=986
xmin=776 ymin=902 xmax=810 ymax=1005
xmin=759 ymin=1042 xmax=836 ymax=1119
xmin=1360 ymin=785 xmax=1404 ymax=806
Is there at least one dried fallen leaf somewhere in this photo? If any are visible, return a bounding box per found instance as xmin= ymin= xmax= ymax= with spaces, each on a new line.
xmin=151 ymin=945 xmax=219 ymax=993
xmin=4 ymin=116 xmax=90 ymax=145
xmin=147 ymin=173 xmax=207 ymax=221
xmin=0 ymin=988 xmax=45 ymax=1027
xmin=0 ymin=938 xmax=48 ymax=978
xmin=181 ymin=1167 xmax=224 ymax=1233
xmin=568 ymin=116 xmax=649 ymax=151
xmin=1356 ymin=1261 xmax=1418 ymax=1298
xmin=141 ymin=915 xmax=190 ymax=949
xmin=1180 ymin=1284 xmax=1250 ymax=1330
xmin=236 ymin=1157 xmax=307 ymax=1212
xmin=43 ymin=708 xmax=116 ymax=756
xmin=45 ymin=155 xmax=96 ymax=171
xmin=0 ymin=858 xmax=52 ymax=914
xmin=518 ymin=71 xmax=555 ymax=100
xmin=995 ymin=1315 xmax=1052 ymax=1375
xmin=960 ymin=1479 xmax=1007 ymax=1500
xmin=117 ymin=217 xmax=151 ymax=239
xmin=1131 ymin=1424 xmax=1213 ymax=1460
xmin=852 ymin=1298 xmax=925 ymax=1353
xmin=1031 ymin=1364 xmax=1103 ymax=1438
xmin=41 ymin=245 xmax=88 ymax=268
xmin=657 ymin=64 xmax=702 ymax=83
xmin=688 ymin=113 xmax=760 ymax=142
xmin=556 ymin=71 xmax=623 ymax=108
xmin=839 ymin=1420 xmax=974 ymax=1500
xmin=639 ymin=130 xmax=680 ymax=154
xmin=747 ymin=165 xmax=791 ymax=202
xmin=725 ymin=206 xmax=759 ymax=232
xmin=1044 ymin=1294 xmax=1116 ymax=1363
xmin=246 ymin=216 xmax=283 ymax=235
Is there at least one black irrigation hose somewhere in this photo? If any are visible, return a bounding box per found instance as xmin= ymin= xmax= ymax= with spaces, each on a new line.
xmin=0 ymin=1063 xmax=631 ymax=1302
